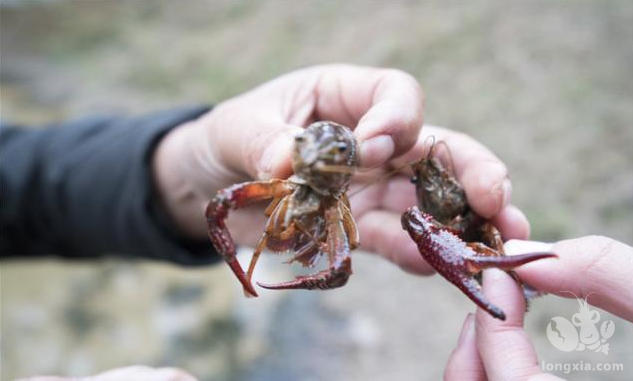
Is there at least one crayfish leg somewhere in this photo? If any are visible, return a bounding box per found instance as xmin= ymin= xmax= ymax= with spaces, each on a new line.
xmin=226 ymin=257 xmax=258 ymax=297
xmin=244 ymin=233 xmax=268 ymax=297
xmin=284 ymin=240 xmax=322 ymax=267
xmin=245 ymin=195 xmax=294 ymax=291
xmin=340 ymin=198 xmax=360 ymax=250
xmin=257 ymin=202 xmax=353 ymax=291
xmin=206 ymin=179 xmax=294 ymax=297
xmin=257 ymin=259 xmax=351 ymax=290
xmin=478 ymin=222 xmax=505 ymax=253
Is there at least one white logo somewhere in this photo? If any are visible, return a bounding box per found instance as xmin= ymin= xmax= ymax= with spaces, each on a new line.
xmin=546 ymin=292 xmax=615 ymax=354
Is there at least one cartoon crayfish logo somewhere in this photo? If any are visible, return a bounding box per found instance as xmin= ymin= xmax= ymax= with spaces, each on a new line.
xmin=546 ymin=292 xmax=615 ymax=354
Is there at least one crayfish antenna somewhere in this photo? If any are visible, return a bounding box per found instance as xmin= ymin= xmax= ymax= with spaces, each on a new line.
xmin=422 ymin=135 xmax=437 ymax=159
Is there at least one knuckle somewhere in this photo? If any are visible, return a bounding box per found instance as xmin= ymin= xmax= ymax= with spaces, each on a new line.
xmin=380 ymin=68 xmax=424 ymax=102
xmin=583 ymin=234 xmax=617 ymax=249
xmin=559 ymin=235 xmax=615 ymax=260
xmin=556 ymin=235 xmax=616 ymax=281
xmin=486 ymin=319 xmax=525 ymax=334
xmin=580 ymin=235 xmax=616 ymax=267
xmin=383 ymin=68 xmax=422 ymax=89
xmin=443 ymin=131 xmax=474 ymax=154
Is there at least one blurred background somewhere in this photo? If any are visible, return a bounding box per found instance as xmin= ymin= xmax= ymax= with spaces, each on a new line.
xmin=1 ymin=1 xmax=632 ymax=380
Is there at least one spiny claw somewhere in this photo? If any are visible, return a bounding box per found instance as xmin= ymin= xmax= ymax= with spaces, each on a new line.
xmin=226 ymin=258 xmax=258 ymax=297
xmin=460 ymin=253 xmax=556 ymax=319
xmin=257 ymin=279 xmax=313 ymax=290
xmin=402 ymin=207 xmax=559 ymax=320
xmin=457 ymin=253 xmax=557 ymax=320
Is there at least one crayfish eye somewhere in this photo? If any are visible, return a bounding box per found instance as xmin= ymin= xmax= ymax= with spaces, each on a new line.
xmin=295 ymin=135 xmax=305 ymax=143
xmin=337 ymin=143 xmax=348 ymax=153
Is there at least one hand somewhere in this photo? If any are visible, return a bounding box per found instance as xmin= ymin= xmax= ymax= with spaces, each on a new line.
xmin=153 ymin=64 xmax=527 ymax=273
xmin=18 ymin=365 xmax=197 ymax=381
xmin=444 ymin=236 xmax=633 ymax=381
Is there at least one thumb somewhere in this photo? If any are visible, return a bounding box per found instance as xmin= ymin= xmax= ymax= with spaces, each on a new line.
xmin=200 ymin=101 xmax=303 ymax=182
xmin=254 ymin=123 xmax=303 ymax=180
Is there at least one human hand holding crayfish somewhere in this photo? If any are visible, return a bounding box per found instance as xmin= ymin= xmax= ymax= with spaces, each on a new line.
xmin=152 ymin=64 xmax=529 ymax=286
xmin=444 ymin=236 xmax=633 ymax=381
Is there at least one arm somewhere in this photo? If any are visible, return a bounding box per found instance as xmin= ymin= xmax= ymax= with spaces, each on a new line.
xmin=3 ymin=64 xmax=525 ymax=273
xmin=1 ymin=105 xmax=218 ymax=265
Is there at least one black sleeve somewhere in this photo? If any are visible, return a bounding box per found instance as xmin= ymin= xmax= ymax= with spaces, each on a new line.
xmin=1 ymin=105 xmax=221 ymax=266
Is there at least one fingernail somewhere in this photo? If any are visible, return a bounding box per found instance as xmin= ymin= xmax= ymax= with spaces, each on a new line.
xmin=457 ymin=313 xmax=475 ymax=346
xmin=360 ymin=135 xmax=395 ymax=167
xmin=501 ymin=179 xmax=512 ymax=208
xmin=505 ymin=239 xmax=554 ymax=255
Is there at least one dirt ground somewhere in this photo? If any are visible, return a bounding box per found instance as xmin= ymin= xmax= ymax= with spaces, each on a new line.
xmin=1 ymin=1 xmax=632 ymax=380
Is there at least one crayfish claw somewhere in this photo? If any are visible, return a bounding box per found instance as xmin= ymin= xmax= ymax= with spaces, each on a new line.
xmin=466 ymin=252 xmax=558 ymax=272
xmin=257 ymin=267 xmax=350 ymax=291
xmin=226 ymin=257 xmax=258 ymax=297
xmin=458 ymin=275 xmax=506 ymax=321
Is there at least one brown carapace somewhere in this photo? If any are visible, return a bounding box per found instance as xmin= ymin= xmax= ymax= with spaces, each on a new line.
xmin=402 ymin=140 xmax=557 ymax=320
xmin=205 ymin=121 xmax=359 ymax=297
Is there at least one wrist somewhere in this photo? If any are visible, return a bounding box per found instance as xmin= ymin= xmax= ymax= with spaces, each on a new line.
xmin=152 ymin=119 xmax=208 ymax=239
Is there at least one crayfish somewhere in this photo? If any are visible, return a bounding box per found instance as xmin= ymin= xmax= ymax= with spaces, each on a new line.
xmin=206 ymin=121 xmax=556 ymax=317
xmin=206 ymin=121 xmax=359 ymax=297
xmin=401 ymin=139 xmax=557 ymax=320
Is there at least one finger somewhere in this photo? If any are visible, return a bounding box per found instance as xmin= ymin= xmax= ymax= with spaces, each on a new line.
xmin=432 ymin=126 xmax=510 ymax=219
xmin=201 ymin=101 xmax=303 ymax=181
xmin=392 ymin=125 xmax=511 ymax=219
xmin=90 ymin=366 xmax=198 ymax=381
xmin=491 ymin=204 xmax=531 ymax=241
xmin=476 ymin=269 xmax=544 ymax=381
xmin=348 ymin=174 xmax=416 ymax=216
xmin=313 ymin=65 xmax=424 ymax=168
xmin=15 ymin=378 xmax=79 ymax=381
xmin=377 ymin=175 xmax=418 ymax=213
xmin=355 ymin=209 xmax=434 ymax=275
xmin=245 ymin=121 xmax=302 ymax=181
xmin=511 ymin=236 xmax=633 ymax=321
xmin=527 ymin=375 xmax=568 ymax=381
xmin=444 ymin=313 xmax=487 ymax=381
